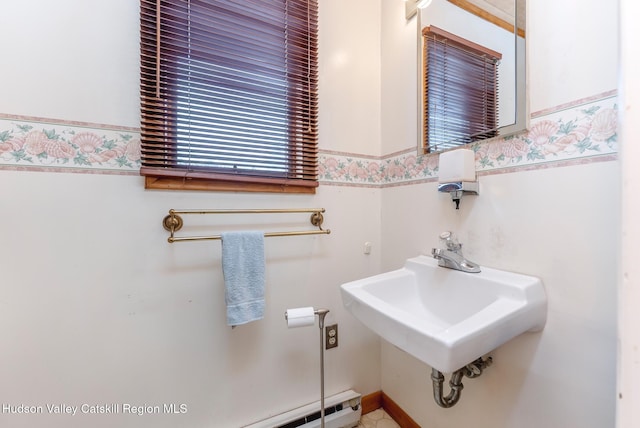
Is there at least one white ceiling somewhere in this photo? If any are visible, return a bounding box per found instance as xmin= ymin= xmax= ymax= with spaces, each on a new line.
xmin=461 ymin=0 xmax=526 ymax=30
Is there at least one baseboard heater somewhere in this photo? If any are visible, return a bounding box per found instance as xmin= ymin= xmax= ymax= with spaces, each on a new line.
xmin=243 ymin=390 xmax=362 ymax=428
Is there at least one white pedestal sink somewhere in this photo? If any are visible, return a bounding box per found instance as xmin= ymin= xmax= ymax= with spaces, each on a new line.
xmin=340 ymin=255 xmax=547 ymax=373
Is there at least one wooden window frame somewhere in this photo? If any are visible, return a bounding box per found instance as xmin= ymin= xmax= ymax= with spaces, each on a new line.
xmin=139 ymin=0 xmax=319 ymax=193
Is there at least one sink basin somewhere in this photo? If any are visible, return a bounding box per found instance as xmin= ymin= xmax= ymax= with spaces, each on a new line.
xmin=340 ymin=255 xmax=547 ymax=373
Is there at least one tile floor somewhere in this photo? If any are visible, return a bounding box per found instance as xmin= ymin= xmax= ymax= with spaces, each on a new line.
xmin=358 ymin=408 xmax=401 ymax=428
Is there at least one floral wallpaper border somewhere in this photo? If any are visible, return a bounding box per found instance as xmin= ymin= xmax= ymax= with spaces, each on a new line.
xmin=0 ymin=91 xmax=617 ymax=185
xmin=0 ymin=117 xmax=141 ymax=173
xmin=319 ymin=91 xmax=618 ymax=187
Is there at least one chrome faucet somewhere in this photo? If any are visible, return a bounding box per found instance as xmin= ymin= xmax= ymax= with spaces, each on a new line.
xmin=432 ymin=231 xmax=481 ymax=273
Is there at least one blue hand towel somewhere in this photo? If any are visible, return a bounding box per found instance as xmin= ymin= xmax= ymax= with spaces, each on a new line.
xmin=221 ymin=231 xmax=266 ymax=326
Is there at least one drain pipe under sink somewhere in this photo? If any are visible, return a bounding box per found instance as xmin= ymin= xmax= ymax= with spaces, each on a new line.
xmin=430 ymin=357 xmax=493 ymax=408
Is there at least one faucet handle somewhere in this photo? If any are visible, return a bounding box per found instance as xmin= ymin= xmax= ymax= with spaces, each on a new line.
xmin=439 ymin=231 xmax=462 ymax=252
xmin=439 ymin=231 xmax=453 ymax=240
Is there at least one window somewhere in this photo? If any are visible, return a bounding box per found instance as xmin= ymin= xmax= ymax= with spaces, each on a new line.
xmin=140 ymin=0 xmax=319 ymax=193
xmin=422 ymin=26 xmax=501 ymax=153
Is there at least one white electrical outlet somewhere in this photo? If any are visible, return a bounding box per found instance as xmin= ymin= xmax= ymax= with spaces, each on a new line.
xmin=325 ymin=324 xmax=338 ymax=349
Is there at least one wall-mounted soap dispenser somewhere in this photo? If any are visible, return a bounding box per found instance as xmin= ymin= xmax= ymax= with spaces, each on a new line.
xmin=437 ymin=149 xmax=478 ymax=209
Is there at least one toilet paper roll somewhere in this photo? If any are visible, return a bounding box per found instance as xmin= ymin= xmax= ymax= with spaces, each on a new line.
xmin=285 ymin=307 xmax=316 ymax=328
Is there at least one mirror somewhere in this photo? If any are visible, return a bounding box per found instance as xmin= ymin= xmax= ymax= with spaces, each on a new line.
xmin=413 ymin=0 xmax=527 ymax=153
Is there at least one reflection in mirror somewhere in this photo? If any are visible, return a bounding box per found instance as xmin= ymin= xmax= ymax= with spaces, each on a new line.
xmin=423 ymin=26 xmax=502 ymax=150
xmin=415 ymin=0 xmax=527 ymax=153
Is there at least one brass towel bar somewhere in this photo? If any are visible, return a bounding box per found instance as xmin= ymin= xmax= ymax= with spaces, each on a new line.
xmin=162 ymin=208 xmax=331 ymax=243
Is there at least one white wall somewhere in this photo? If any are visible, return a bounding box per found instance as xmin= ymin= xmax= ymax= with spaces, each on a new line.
xmin=0 ymin=1 xmax=383 ymax=427
xmin=0 ymin=1 xmax=140 ymax=127
xmin=381 ymin=0 xmax=418 ymax=155
xmin=319 ymin=0 xmax=382 ymax=156
xmin=380 ymin=0 xmax=620 ymax=427
xmin=617 ymin=0 xmax=640 ymax=427
xmin=528 ymin=0 xmax=618 ymax=112
xmin=0 ymin=173 xmax=382 ymax=428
